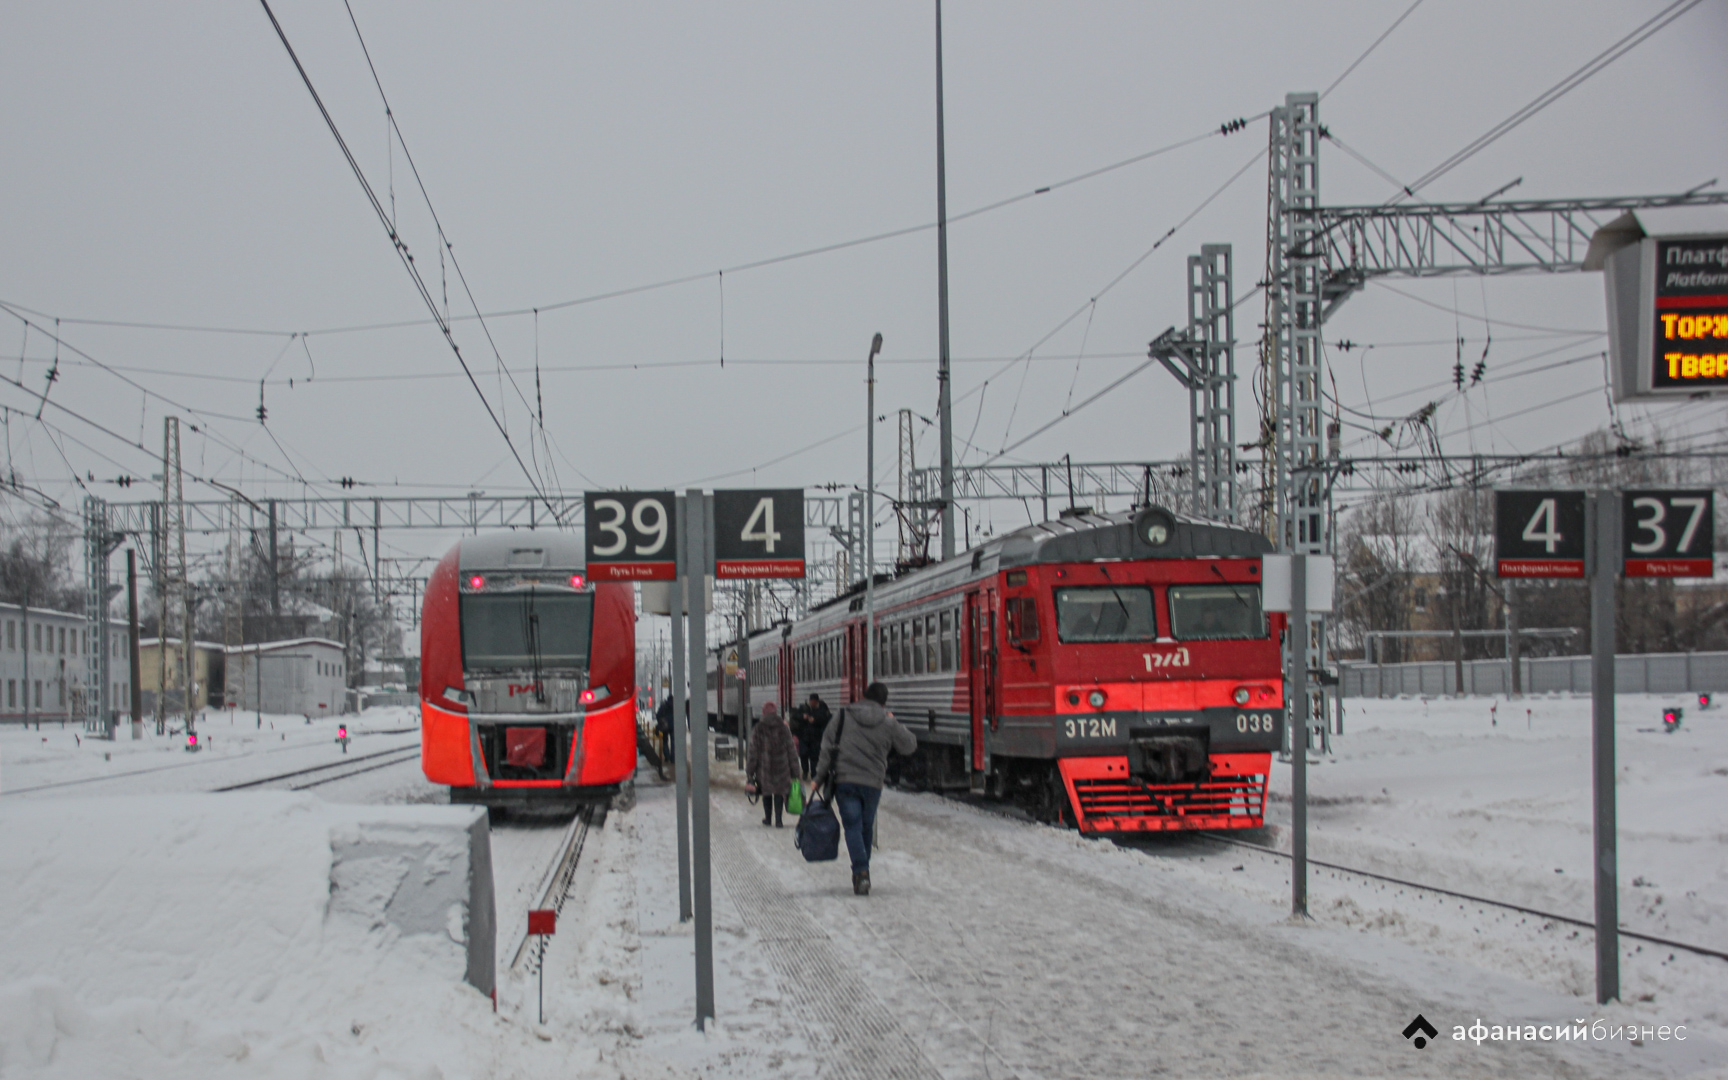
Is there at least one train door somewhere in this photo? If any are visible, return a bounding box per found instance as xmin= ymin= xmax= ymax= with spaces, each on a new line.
xmin=845 ymin=623 xmax=863 ymax=704
xmin=965 ymin=589 xmax=996 ymax=772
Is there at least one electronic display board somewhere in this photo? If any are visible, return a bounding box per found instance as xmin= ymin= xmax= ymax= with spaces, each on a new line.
xmin=1601 ymin=229 xmax=1728 ymax=402
xmin=1650 ymin=238 xmax=1728 ymax=393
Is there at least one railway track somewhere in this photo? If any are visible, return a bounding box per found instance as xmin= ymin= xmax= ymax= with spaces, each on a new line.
xmin=211 ymin=744 xmax=422 ymax=792
xmin=510 ymin=803 xmax=604 ymax=974
xmin=2 ymin=732 xmax=420 ymax=797
xmin=1193 ymin=832 xmax=1728 ymax=964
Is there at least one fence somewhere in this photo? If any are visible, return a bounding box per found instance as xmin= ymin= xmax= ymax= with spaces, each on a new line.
xmin=1340 ymin=651 xmax=1728 ymax=697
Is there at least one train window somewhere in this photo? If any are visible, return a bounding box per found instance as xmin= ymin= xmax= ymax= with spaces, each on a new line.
xmin=912 ymin=620 xmax=924 ymax=674
xmin=925 ymin=614 xmax=938 ymax=671
xmin=1054 ymin=587 xmax=1157 ymax=643
xmin=1004 ymin=597 xmax=1041 ymax=645
xmin=1167 ymin=584 xmax=1266 ymax=640
xmin=939 ymin=611 xmax=953 ymax=671
xmin=460 ymin=590 xmax=594 ymax=671
xmin=901 ymin=621 xmax=913 ymax=675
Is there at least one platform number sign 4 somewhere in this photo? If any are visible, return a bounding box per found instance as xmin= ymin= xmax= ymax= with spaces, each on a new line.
xmin=1495 ymin=490 xmax=1585 ymax=578
xmin=1623 ymin=490 xmax=1715 ymax=578
xmin=713 ymin=489 xmax=805 ymax=579
xmin=583 ymin=491 xmax=677 ymax=580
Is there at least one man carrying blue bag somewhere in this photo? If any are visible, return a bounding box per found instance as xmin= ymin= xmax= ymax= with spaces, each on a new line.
xmin=799 ymin=682 xmax=915 ymax=896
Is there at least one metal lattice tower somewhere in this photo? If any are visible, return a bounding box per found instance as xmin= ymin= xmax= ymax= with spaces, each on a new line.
xmin=82 ymin=496 xmax=118 ymax=737
xmin=223 ymin=500 xmax=243 ymax=708
xmin=1152 ymin=245 xmax=1237 ymax=521
xmin=159 ymin=417 xmax=195 ymax=737
xmin=895 ymin=409 xmax=930 ymax=564
xmin=1267 ymin=92 xmax=1325 ymax=555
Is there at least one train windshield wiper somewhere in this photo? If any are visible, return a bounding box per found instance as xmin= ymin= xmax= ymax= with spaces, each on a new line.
xmin=525 ymin=589 xmax=547 ymax=703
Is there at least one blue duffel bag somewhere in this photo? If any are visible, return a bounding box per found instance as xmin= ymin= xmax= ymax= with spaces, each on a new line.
xmin=795 ymin=792 xmax=841 ymax=862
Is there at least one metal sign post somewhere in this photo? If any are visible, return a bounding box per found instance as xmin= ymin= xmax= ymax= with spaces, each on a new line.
xmin=1289 ymin=554 xmax=1308 ymax=919
xmin=671 ymin=495 xmax=692 ymax=923
xmin=684 ymin=489 xmax=715 ymax=1030
xmin=1586 ymin=491 xmax=1620 ymax=1005
xmin=527 ymin=908 xmax=556 ymax=1024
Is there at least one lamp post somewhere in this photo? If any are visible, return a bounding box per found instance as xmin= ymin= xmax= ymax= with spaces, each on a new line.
xmin=866 ymin=332 xmax=883 ymax=684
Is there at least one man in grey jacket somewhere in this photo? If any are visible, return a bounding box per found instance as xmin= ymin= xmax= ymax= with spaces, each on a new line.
xmin=816 ymin=682 xmax=917 ymax=896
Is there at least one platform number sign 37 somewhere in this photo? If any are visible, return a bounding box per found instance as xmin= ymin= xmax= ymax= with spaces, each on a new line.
xmin=713 ymin=489 xmax=805 ymax=579
xmin=1623 ymin=490 xmax=1715 ymax=578
xmin=1495 ymin=490 xmax=1586 ymax=578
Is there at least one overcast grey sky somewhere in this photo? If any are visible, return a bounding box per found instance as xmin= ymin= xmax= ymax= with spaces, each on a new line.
xmin=3 ymin=0 xmax=1726 ymax=569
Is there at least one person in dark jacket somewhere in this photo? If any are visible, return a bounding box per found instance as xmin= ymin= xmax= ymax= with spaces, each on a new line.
xmin=786 ymin=703 xmax=810 ymax=777
xmin=746 ymin=703 xmax=799 ymax=827
xmin=815 ymin=683 xmax=915 ymax=895
xmin=802 ymin=693 xmax=832 ymax=779
xmin=654 ymin=695 xmax=675 ymax=767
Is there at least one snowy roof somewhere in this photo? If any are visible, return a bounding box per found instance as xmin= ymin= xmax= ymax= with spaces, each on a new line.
xmin=0 ymin=600 xmax=124 ymax=625
xmin=139 ymin=637 xmax=226 ymax=651
xmin=225 ymin=637 xmax=345 ymax=656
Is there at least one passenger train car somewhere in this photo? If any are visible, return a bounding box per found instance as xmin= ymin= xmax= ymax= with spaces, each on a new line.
xmin=420 ymin=532 xmax=637 ymax=808
xmin=708 ymin=507 xmax=1284 ymax=833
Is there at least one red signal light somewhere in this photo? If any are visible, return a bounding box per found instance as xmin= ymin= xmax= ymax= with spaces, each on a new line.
xmin=187 ymin=733 xmax=198 ymax=748
xmin=570 ymin=574 xmax=585 ymax=589
xmin=469 ymin=575 xmax=485 ymax=589
xmin=339 ymin=725 xmax=348 ymax=738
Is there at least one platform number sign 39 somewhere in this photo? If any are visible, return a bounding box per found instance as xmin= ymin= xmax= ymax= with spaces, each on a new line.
xmin=1623 ymin=490 xmax=1715 ymax=578
xmin=584 ymin=491 xmax=677 ymax=580
xmin=1495 ymin=490 xmax=1586 ymax=578
xmin=713 ymin=489 xmax=805 ymax=579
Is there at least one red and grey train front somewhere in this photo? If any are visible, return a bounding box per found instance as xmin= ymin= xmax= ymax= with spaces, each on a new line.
xmin=992 ymin=508 xmax=1286 ymax=834
xmin=420 ymin=532 xmax=637 ymax=807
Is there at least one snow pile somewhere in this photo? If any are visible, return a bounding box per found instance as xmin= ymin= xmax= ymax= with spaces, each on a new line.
xmin=0 ymin=793 xmax=494 ymax=1078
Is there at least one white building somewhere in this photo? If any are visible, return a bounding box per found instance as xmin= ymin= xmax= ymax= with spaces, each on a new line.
xmin=224 ymin=638 xmax=349 ymax=718
xmin=0 ymin=602 xmax=130 ymax=725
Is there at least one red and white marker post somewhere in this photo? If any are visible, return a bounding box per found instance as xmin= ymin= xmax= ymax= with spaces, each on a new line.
xmin=527 ymin=908 xmax=556 ymax=1023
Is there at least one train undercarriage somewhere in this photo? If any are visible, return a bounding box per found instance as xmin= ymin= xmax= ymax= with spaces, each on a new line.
xmin=889 ymin=741 xmax=1270 ymax=834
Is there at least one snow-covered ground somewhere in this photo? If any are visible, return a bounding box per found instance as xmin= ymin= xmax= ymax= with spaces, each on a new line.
xmin=2 ymin=695 xmax=1724 ymax=1078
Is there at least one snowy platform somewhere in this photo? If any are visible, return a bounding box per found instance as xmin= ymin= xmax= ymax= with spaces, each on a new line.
xmin=0 ymin=793 xmax=493 ymax=1077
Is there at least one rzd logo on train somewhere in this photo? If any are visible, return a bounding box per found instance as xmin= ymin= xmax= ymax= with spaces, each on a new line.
xmin=508 ymin=683 xmax=544 ymax=697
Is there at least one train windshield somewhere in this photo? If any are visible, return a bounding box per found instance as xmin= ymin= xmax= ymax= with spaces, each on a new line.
xmin=461 ymin=590 xmax=593 ymax=671
xmin=1054 ymin=586 xmax=1158 ymax=643
xmin=1168 ymin=584 xmax=1265 ymax=640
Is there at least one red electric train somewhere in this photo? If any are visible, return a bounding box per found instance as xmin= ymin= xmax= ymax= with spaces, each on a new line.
xmin=420 ymin=532 xmax=637 ymax=808
xmin=711 ymin=506 xmax=1284 ymax=833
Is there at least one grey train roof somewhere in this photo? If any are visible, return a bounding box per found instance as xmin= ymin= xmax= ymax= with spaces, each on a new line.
xmin=989 ymin=507 xmax=1273 ymax=568
xmin=458 ymin=531 xmax=585 ymax=571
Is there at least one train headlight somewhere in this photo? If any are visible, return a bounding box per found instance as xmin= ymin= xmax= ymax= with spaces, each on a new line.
xmin=468 ymin=575 xmax=485 ymax=589
xmin=580 ymin=690 xmax=596 ymax=705
xmin=1087 ymin=689 xmax=1106 ymax=709
xmin=570 ymin=574 xmax=586 ymax=589
xmin=1234 ymin=687 xmax=1251 ymax=705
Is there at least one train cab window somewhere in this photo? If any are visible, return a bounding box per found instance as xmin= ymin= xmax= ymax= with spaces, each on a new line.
xmin=1167 ymin=584 xmax=1266 ymax=640
xmin=1004 ymin=597 xmax=1040 ymax=646
xmin=1054 ymin=587 xmax=1157 ymax=643
xmin=460 ymin=589 xmax=593 ymax=671
xmin=938 ymin=611 xmax=953 ymax=671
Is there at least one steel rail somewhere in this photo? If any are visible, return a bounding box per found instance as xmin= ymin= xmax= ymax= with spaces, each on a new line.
xmin=211 ymin=741 xmax=420 ymax=791
xmin=1198 ymin=833 xmax=1728 ymax=963
xmin=511 ymin=804 xmax=600 ymax=972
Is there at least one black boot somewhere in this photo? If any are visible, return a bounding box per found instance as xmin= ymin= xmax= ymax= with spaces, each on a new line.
xmin=852 ymin=870 xmax=870 ymax=896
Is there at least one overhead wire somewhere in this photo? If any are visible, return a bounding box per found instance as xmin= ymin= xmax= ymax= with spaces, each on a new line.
xmin=254 ymin=0 xmax=555 ymax=515
xmin=1394 ymin=0 xmax=1706 ymax=201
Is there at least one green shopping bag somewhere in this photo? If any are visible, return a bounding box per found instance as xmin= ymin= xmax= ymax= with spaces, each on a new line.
xmin=787 ymin=778 xmax=804 ymax=816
